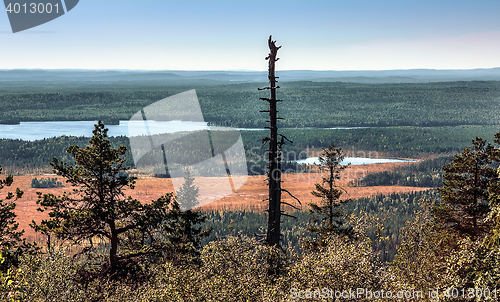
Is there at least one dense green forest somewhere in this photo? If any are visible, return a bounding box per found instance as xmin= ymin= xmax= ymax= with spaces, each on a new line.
xmin=0 ymin=126 xmax=498 ymax=174
xmin=1 ymin=80 xmax=499 ymax=176
xmin=243 ymin=125 xmax=499 ymax=164
xmin=200 ymin=190 xmax=439 ymax=262
xmin=0 ymin=81 xmax=499 ymax=127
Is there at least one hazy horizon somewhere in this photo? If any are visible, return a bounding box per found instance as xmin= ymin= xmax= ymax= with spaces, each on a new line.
xmin=3 ymin=1 xmax=500 ymax=71
xmin=2 ymin=67 xmax=500 ymax=72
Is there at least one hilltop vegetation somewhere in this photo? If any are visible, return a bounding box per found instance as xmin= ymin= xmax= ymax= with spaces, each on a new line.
xmin=200 ymin=190 xmax=439 ymax=262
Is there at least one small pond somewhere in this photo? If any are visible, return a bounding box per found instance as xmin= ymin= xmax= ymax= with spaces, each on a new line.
xmin=295 ymin=157 xmax=417 ymax=166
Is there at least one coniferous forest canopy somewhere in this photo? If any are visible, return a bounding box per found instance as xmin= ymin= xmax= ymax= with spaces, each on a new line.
xmin=0 ymin=125 xmax=497 ymax=175
xmin=0 ymin=75 xmax=500 ymax=301
xmin=0 ymin=81 xmax=498 ymax=127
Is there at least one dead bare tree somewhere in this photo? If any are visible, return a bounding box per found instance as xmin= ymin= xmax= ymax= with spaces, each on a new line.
xmin=259 ymin=36 xmax=299 ymax=246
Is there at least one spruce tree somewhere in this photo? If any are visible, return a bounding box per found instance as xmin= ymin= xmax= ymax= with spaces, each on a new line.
xmin=433 ymin=137 xmax=499 ymax=239
xmin=305 ymin=143 xmax=353 ymax=249
xmin=176 ymin=170 xmax=199 ymax=211
xmin=162 ymin=202 xmax=211 ymax=263
xmin=164 ymin=171 xmax=210 ymax=263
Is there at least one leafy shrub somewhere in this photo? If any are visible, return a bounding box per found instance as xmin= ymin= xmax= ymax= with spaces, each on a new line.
xmin=7 ymin=236 xmax=292 ymax=301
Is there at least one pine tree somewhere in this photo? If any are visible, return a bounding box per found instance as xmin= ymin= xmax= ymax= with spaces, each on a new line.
xmin=0 ymin=165 xmax=36 ymax=271
xmin=31 ymin=121 xmax=174 ymax=275
xmin=0 ymin=166 xmax=23 ymax=250
xmin=433 ymin=137 xmax=499 ymax=239
xmin=305 ymin=143 xmax=353 ymax=249
xmin=486 ymin=132 xmax=500 ymax=245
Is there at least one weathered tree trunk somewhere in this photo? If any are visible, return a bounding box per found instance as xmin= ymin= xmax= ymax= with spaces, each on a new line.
xmin=263 ymin=36 xmax=282 ymax=246
xmin=110 ymin=222 xmax=118 ymax=268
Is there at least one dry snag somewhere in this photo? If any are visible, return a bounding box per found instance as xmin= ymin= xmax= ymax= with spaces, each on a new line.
xmin=260 ymin=36 xmax=298 ymax=246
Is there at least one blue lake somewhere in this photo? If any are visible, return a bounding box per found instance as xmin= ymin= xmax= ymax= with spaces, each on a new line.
xmin=0 ymin=121 xmax=364 ymax=141
xmin=0 ymin=121 xmax=265 ymax=141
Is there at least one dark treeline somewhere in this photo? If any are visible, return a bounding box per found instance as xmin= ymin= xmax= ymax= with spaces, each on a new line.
xmin=244 ymin=125 xmax=499 ymax=159
xmin=1 ymin=126 xmax=498 ymax=174
xmin=1 ymin=81 xmax=500 ymax=127
xmin=351 ymin=156 xmax=454 ymax=187
xmin=0 ymin=136 xmax=134 ymax=174
xmin=30 ymin=177 xmax=63 ymax=188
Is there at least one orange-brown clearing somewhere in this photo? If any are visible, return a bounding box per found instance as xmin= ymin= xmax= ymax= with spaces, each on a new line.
xmin=6 ymin=161 xmax=431 ymax=240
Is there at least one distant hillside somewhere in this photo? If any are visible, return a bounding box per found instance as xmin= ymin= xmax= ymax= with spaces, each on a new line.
xmin=2 ymin=68 xmax=500 ymax=90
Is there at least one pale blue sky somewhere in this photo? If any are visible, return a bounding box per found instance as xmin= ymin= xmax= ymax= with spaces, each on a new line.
xmin=2 ymin=0 xmax=500 ymax=70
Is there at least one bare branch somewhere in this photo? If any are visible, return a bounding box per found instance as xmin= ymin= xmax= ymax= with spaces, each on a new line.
xmin=280 ymin=188 xmax=302 ymax=205
xmin=281 ymin=213 xmax=297 ymax=219
xmin=282 ymin=201 xmax=301 ymax=211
